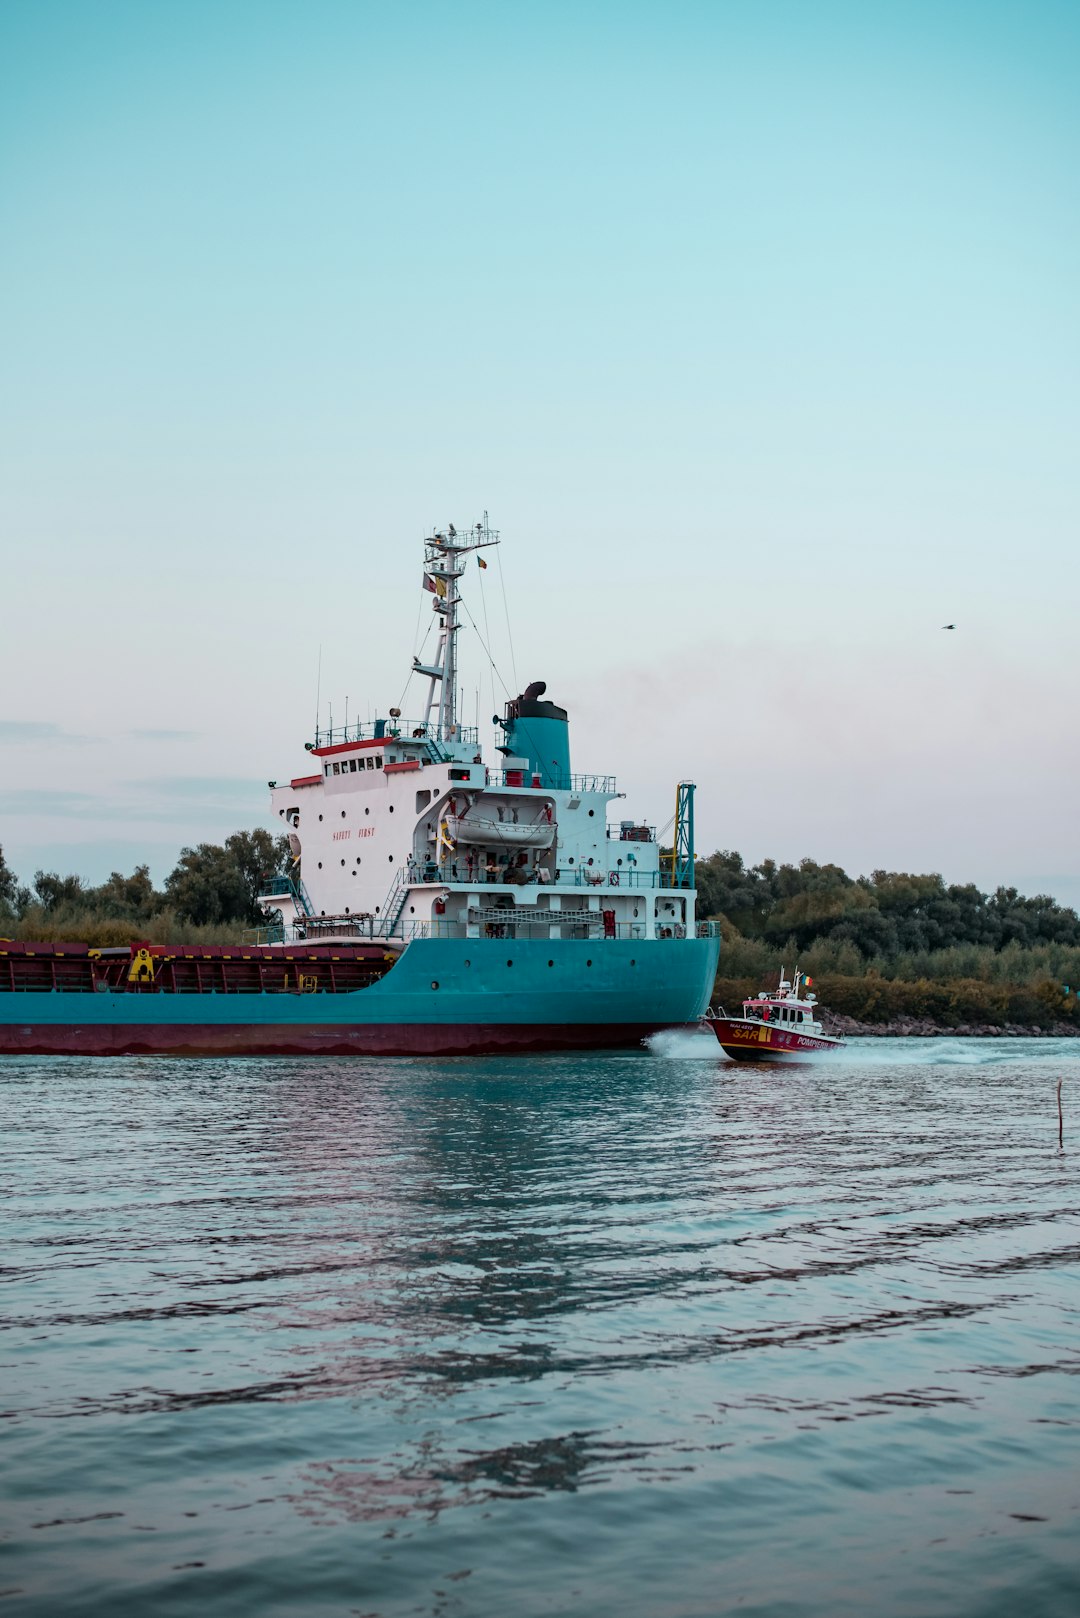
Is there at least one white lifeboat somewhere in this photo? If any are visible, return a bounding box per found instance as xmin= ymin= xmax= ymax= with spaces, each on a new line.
xmin=445 ymin=813 xmax=555 ymax=848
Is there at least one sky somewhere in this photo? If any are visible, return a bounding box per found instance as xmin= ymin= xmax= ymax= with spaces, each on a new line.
xmin=1 ymin=0 xmax=1078 ymax=903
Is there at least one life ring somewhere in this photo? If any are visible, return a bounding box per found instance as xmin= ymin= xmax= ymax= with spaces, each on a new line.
xmin=608 ymin=870 xmax=620 ymax=886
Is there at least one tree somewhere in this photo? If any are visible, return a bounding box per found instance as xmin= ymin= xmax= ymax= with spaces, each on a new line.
xmin=0 ymin=846 xmax=31 ymax=922
xmin=164 ymin=830 xmax=291 ymax=926
xmin=695 ymin=850 xmax=773 ymax=932
xmin=33 ymin=871 xmax=86 ymax=912
xmin=224 ymin=830 xmax=291 ymax=918
xmin=89 ymin=865 xmax=163 ymax=919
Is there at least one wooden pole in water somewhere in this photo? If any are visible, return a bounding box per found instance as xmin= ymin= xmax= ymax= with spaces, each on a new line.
xmin=1058 ymin=1078 xmax=1064 ymax=1149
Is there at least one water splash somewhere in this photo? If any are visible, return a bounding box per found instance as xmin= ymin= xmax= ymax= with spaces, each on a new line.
xmin=643 ymin=1026 xmax=722 ymax=1060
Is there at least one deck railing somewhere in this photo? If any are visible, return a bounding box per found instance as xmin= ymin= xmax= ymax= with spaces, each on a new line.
xmin=312 ymin=719 xmax=480 ymax=749
xmin=398 ymin=863 xmax=670 ymax=891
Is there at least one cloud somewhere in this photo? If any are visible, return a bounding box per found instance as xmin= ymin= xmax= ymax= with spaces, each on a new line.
xmin=0 ymin=789 xmax=98 ymax=816
xmin=124 ymin=775 xmax=261 ymax=804
xmin=128 ymin=728 xmax=199 ymax=742
xmin=0 ymin=721 xmax=93 ymax=745
xmin=0 ymin=778 xmax=266 ymax=827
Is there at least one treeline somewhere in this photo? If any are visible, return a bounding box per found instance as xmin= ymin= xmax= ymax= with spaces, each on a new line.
xmin=698 ymin=851 xmax=1080 ymax=1029
xmin=0 ymin=831 xmax=290 ymax=947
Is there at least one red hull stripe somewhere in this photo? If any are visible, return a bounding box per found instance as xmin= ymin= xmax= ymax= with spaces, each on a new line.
xmin=0 ymin=1022 xmax=668 ymax=1058
xmin=312 ymin=738 xmax=392 ymax=758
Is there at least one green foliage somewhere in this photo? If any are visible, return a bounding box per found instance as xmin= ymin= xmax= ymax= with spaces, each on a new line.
xmin=4 ymin=830 xmax=290 ymax=943
xmin=699 ymin=848 xmax=1080 ymax=1029
xmin=0 ymin=846 xmax=31 ymax=924
xmin=164 ymin=830 xmax=290 ymax=926
xmin=696 ymin=849 xmax=1080 ymax=956
xmin=712 ymin=966 xmax=1073 ymax=1030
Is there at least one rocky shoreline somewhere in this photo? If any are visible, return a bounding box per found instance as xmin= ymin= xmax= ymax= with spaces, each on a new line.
xmin=825 ymin=1014 xmax=1080 ymax=1039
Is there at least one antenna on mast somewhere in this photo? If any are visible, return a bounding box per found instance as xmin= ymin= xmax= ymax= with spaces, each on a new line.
xmin=314 ymin=645 xmax=323 ymax=745
xmin=413 ymin=515 xmax=501 ymax=743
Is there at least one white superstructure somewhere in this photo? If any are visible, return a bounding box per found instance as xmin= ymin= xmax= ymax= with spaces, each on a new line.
xmin=259 ymin=521 xmax=697 ymax=947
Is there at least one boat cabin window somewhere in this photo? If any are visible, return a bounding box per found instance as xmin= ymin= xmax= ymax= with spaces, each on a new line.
xmin=416 ymin=789 xmax=431 ymax=812
xmin=333 ymin=762 xmax=341 ymax=776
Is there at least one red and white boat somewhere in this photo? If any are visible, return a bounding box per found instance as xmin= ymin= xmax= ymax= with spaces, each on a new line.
xmin=704 ymin=969 xmax=844 ymax=1061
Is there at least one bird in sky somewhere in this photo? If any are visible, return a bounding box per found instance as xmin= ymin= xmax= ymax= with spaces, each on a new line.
xmin=941 ymin=623 xmax=956 ymax=630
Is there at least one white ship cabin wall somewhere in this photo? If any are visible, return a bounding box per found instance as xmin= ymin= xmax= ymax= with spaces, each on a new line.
xmin=264 ymin=711 xmax=695 ymax=942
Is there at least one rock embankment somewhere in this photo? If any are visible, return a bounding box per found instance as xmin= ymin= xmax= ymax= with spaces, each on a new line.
xmin=825 ymin=1014 xmax=1079 ymax=1039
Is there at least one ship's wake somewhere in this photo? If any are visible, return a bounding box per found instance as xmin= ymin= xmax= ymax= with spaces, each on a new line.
xmin=644 ymin=1027 xmax=723 ymax=1060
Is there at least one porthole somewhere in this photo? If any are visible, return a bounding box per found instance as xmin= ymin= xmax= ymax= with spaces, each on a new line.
xmin=345 ymin=906 xmax=350 ymax=915
xmin=317 ymin=861 xmax=323 ymax=869
xmin=588 ymin=809 xmax=595 ymax=817
xmin=351 ymin=870 xmax=356 ymax=876
xmin=617 ymin=858 xmax=623 ymax=866
xmin=318 ymin=814 xmax=323 ymax=822
xmin=507 ymin=959 xmax=513 ymax=967
xmin=568 ymin=857 xmax=575 ymax=865
xmin=431 ymin=981 xmax=439 ymax=990
xmin=409 ymin=905 xmax=415 ymax=914
xmin=355 ymin=856 xmax=362 ymax=864
xmin=375 ymin=905 xmax=381 ymax=914
xmin=587 ymin=858 xmax=594 ymax=866
xmin=388 ymin=854 xmax=394 ymax=862
xmin=389 ymin=805 xmax=394 ymax=812
xmin=548 ymin=959 xmax=554 ymax=967
xmin=631 ymin=958 xmax=636 ymax=966
xmin=341 ymin=810 xmax=346 ymax=819
xmin=587 ymin=959 xmax=592 ymax=966
xmin=365 ymin=807 xmax=370 ymax=815
xmin=340 ymin=858 xmax=345 ymax=866
xmin=464 ymin=959 xmax=471 ymax=968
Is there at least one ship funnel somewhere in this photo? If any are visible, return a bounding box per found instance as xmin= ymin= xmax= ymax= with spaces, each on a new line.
xmin=502 ymin=681 xmax=570 ymax=788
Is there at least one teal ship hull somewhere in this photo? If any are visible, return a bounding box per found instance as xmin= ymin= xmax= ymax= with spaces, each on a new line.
xmin=0 ymin=936 xmax=720 ymax=1056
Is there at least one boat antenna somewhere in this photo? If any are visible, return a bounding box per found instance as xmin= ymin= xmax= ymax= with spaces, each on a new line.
xmin=314 ymin=645 xmax=322 ymax=745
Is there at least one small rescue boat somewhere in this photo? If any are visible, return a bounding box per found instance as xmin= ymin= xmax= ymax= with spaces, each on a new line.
xmin=704 ymin=969 xmax=844 ymax=1061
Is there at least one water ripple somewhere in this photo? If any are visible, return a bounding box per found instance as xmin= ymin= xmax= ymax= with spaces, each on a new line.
xmin=2 ymin=1042 xmax=1080 ymax=1616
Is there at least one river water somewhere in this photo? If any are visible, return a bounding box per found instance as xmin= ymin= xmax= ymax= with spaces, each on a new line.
xmin=3 ymin=1036 xmax=1080 ymax=1617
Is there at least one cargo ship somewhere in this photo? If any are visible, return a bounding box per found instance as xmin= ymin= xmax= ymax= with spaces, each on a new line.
xmin=0 ymin=518 xmax=719 ymax=1056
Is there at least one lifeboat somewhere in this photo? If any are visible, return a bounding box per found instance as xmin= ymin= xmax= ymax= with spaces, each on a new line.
xmin=445 ymin=813 xmax=555 ymax=848
xmin=704 ymin=968 xmax=844 ymax=1061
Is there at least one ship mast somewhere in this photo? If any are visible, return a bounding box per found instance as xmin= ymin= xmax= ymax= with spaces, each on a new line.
xmin=414 ymin=514 xmax=499 ymax=741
